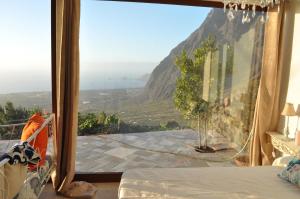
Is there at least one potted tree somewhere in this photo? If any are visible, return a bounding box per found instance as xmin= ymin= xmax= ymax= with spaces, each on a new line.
xmin=174 ymin=36 xmax=216 ymax=153
xmin=190 ymin=100 xmax=215 ymax=152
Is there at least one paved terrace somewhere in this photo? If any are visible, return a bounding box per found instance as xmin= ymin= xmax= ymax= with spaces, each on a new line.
xmin=1 ymin=130 xmax=236 ymax=172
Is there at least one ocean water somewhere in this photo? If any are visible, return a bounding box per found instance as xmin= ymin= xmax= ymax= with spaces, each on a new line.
xmin=0 ymin=71 xmax=148 ymax=94
xmin=0 ymin=62 xmax=154 ymax=94
xmin=80 ymin=77 xmax=147 ymax=90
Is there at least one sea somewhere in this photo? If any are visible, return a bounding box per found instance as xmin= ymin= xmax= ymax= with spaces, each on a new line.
xmin=0 ymin=76 xmax=147 ymax=94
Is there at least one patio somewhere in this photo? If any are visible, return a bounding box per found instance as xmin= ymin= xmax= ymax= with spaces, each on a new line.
xmin=75 ymin=129 xmax=237 ymax=172
xmin=0 ymin=129 xmax=237 ymax=172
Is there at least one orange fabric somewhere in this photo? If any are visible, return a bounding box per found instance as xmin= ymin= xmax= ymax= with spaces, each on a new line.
xmin=21 ymin=113 xmax=48 ymax=169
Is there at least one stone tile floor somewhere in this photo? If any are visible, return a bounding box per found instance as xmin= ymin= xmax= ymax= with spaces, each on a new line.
xmin=0 ymin=129 xmax=237 ymax=172
xmin=76 ymin=129 xmax=236 ymax=172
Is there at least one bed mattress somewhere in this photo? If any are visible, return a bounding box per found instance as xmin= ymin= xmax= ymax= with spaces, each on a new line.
xmin=119 ymin=166 xmax=300 ymax=199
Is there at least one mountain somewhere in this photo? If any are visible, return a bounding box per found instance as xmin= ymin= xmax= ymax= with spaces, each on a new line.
xmin=138 ymin=73 xmax=151 ymax=82
xmin=142 ymin=8 xmax=263 ymax=101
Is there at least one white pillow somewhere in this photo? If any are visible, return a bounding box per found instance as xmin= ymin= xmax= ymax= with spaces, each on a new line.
xmin=272 ymin=155 xmax=295 ymax=167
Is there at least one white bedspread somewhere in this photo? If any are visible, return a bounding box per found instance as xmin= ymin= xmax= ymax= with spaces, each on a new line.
xmin=119 ymin=166 xmax=300 ymax=199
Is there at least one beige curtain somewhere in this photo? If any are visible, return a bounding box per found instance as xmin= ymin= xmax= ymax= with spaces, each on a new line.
xmin=250 ymin=1 xmax=295 ymax=166
xmin=51 ymin=0 xmax=80 ymax=193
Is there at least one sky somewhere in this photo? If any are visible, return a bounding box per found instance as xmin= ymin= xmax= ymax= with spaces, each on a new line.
xmin=0 ymin=0 xmax=210 ymax=93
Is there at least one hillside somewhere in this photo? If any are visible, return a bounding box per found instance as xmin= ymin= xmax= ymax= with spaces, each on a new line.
xmin=142 ymin=8 xmax=262 ymax=101
xmin=0 ymin=89 xmax=186 ymax=127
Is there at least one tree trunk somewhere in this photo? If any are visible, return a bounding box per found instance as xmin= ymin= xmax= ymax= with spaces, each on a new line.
xmin=204 ymin=115 xmax=207 ymax=149
xmin=198 ymin=114 xmax=201 ymax=148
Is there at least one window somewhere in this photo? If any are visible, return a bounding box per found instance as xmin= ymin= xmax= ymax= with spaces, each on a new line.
xmin=78 ymin=1 xmax=265 ymax=172
xmin=0 ymin=0 xmax=51 ymax=143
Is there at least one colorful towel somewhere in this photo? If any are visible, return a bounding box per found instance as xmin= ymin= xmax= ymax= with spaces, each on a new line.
xmin=0 ymin=142 xmax=40 ymax=165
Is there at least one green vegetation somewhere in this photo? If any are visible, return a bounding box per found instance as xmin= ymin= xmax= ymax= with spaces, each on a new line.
xmin=174 ymin=36 xmax=217 ymax=118
xmin=174 ymin=36 xmax=217 ymax=148
xmin=174 ymin=36 xmax=259 ymax=148
xmin=78 ymin=112 xmax=120 ymax=135
xmin=0 ymin=101 xmax=42 ymax=139
xmin=0 ymin=101 xmax=184 ymax=140
xmin=0 ymin=90 xmax=187 ymax=128
xmin=78 ymin=111 xmax=181 ymax=136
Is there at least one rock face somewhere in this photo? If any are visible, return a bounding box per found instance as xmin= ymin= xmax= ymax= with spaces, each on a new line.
xmin=142 ymin=8 xmax=263 ymax=101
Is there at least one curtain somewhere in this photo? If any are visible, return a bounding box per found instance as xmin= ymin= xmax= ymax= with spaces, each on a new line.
xmin=250 ymin=1 xmax=295 ymax=166
xmin=51 ymin=0 xmax=80 ymax=193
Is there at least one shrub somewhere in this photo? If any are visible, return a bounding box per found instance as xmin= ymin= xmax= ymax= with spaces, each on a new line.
xmin=0 ymin=102 xmax=43 ymax=139
xmin=78 ymin=112 xmax=121 ymax=135
xmin=78 ymin=113 xmax=100 ymax=135
xmin=165 ymin=121 xmax=180 ymax=129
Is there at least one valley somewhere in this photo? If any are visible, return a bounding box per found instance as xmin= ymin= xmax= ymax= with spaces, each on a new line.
xmin=0 ymin=88 xmax=186 ymax=127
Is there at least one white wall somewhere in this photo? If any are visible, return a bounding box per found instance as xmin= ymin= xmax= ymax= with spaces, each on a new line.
xmin=284 ymin=1 xmax=300 ymax=138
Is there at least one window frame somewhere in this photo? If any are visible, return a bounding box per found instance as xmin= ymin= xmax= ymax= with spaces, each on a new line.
xmin=51 ymin=0 xmax=266 ymax=183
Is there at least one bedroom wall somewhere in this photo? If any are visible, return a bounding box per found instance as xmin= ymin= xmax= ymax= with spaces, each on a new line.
xmin=283 ymin=0 xmax=300 ymax=138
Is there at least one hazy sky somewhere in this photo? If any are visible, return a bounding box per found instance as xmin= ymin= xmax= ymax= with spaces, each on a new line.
xmin=0 ymin=0 xmax=210 ymax=93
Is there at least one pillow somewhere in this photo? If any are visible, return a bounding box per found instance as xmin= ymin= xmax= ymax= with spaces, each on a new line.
xmin=273 ymin=155 xmax=295 ymax=167
xmin=278 ymin=158 xmax=300 ymax=186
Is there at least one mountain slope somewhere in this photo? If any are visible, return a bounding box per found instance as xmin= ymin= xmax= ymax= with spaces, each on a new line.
xmin=142 ymin=8 xmax=261 ymax=101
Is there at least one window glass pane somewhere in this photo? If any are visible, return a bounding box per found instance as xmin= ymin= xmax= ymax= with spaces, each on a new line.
xmin=78 ymin=1 xmax=264 ymax=172
xmin=0 ymin=0 xmax=51 ymax=144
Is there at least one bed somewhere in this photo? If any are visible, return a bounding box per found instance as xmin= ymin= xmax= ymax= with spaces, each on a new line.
xmin=119 ymin=166 xmax=300 ymax=199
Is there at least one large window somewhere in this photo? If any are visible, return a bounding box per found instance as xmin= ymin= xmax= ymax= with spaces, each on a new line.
xmin=0 ymin=0 xmax=51 ymax=143
xmin=78 ymin=1 xmax=265 ymax=172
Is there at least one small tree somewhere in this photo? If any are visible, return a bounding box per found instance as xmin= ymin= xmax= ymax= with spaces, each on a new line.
xmin=97 ymin=111 xmax=107 ymax=125
xmin=104 ymin=114 xmax=120 ymax=133
xmin=174 ymin=36 xmax=217 ymax=150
